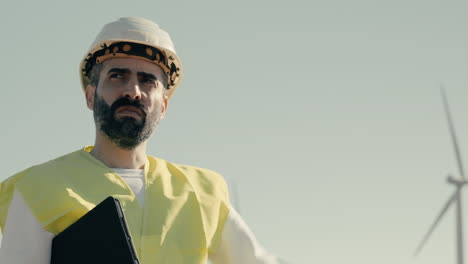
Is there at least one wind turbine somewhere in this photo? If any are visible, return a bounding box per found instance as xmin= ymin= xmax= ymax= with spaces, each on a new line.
xmin=414 ymin=87 xmax=468 ymax=264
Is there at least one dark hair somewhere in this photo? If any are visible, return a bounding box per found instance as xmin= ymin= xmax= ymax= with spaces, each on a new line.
xmin=88 ymin=62 xmax=168 ymax=89
xmin=89 ymin=63 xmax=103 ymax=86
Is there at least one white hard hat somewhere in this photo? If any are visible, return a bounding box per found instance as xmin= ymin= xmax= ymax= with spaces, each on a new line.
xmin=79 ymin=17 xmax=182 ymax=98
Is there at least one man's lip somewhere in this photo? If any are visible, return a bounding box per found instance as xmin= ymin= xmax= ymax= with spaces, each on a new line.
xmin=116 ymin=106 xmax=143 ymax=116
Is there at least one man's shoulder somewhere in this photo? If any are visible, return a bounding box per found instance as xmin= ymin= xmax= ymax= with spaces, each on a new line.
xmin=0 ymin=149 xmax=83 ymax=230
xmin=148 ymin=156 xmax=229 ymax=194
xmin=152 ymin=156 xmax=224 ymax=179
xmin=2 ymin=149 xmax=85 ymax=185
xmin=174 ymin=162 xmax=223 ymax=179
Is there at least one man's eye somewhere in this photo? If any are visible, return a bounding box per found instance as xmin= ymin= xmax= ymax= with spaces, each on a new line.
xmin=142 ymin=78 xmax=156 ymax=84
xmin=110 ymin=73 xmax=123 ymax=79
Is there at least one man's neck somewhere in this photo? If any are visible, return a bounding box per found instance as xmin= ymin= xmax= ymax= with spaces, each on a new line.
xmin=91 ymin=132 xmax=148 ymax=169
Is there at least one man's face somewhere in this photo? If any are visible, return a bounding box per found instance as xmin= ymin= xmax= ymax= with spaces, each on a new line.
xmin=85 ymin=57 xmax=168 ymax=149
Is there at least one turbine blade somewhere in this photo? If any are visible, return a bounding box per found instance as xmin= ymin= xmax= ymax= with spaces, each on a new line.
xmin=441 ymin=86 xmax=465 ymax=179
xmin=455 ymin=189 xmax=464 ymax=264
xmin=414 ymin=191 xmax=457 ymax=257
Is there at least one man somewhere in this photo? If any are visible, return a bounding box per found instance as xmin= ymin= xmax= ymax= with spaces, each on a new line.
xmin=0 ymin=17 xmax=278 ymax=264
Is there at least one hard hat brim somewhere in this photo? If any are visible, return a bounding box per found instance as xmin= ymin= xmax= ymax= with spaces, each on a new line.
xmin=79 ymin=39 xmax=182 ymax=98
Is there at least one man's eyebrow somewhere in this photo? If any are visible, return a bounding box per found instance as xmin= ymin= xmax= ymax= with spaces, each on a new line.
xmin=138 ymin=72 xmax=157 ymax=80
xmin=107 ymin=68 xmax=131 ymax=74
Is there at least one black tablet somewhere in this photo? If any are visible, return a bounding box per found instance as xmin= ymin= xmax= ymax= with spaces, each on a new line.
xmin=50 ymin=196 xmax=139 ymax=264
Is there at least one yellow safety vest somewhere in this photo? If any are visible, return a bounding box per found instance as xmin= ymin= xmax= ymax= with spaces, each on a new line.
xmin=0 ymin=147 xmax=230 ymax=264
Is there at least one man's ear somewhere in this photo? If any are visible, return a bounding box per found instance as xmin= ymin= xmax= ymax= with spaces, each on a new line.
xmin=160 ymin=95 xmax=169 ymax=120
xmin=85 ymin=84 xmax=96 ymax=110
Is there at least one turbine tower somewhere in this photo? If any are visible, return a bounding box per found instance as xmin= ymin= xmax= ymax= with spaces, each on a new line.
xmin=414 ymin=87 xmax=468 ymax=264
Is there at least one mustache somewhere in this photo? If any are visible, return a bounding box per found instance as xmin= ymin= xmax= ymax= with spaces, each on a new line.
xmin=110 ymin=97 xmax=147 ymax=117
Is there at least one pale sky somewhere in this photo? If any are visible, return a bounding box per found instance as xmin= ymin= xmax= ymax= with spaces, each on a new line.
xmin=2 ymin=1 xmax=468 ymax=263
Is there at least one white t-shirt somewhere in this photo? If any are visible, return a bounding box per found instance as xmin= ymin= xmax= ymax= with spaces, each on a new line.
xmin=111 ymin=168 xmax=145 ymax=206
xmin=0 ymin=170 xmax=278 ymax=264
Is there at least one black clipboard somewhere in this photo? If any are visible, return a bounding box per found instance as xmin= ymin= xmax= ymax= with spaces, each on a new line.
xmin=50 ymin=196 xmax=139 ymax=264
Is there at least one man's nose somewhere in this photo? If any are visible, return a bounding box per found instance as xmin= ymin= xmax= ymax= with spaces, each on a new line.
xmin=123 ymin=76 xmax=142 ymax=100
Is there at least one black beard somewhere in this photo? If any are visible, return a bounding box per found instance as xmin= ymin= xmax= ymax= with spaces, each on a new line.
xmin=93 ymin=95 xmax=159 ymax=149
